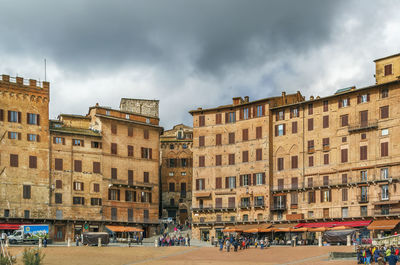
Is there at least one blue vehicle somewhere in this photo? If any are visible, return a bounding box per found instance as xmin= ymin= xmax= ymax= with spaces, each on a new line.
xmin=8 ymin=225 xmax=49 ymax=244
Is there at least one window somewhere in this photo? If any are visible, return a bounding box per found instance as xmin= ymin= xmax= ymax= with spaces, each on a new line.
xmin=181 ymin=183 xmax=186 ymax=198
xmin=94 ymin=183 xmax=100 ymax=192
xmin=10 ymin=154 xmax=18 ymax=167
xmin=308 ymin=156 xmax=314 ymax=167
xmin=169 ymin=144 xmax=174 ymax=150
xmin=277 ymin=110 xmax=285 ymax=121
xmin=291 ymin=177 xmax=298 ymax=189
xmin=339 ymin=98 xmax=350 ymax=108
xmin=380 ymin=106 xmax=389 ymax=119
xmin=360 ymin=170 xmax=368 ymax=182
xmin=275 ymin=124 xmax=285 ymax=136
xmin=111 ymin=168 xmax=117 ymax=179
xmin=381 ymin=142 xmax=389 ymax=157
xmin=125 ymin=114 xmax=130 ymax=120
xmin=111 ymin=208 xmax=117 ymax=221
xmin=227 ymin=177 xmax=236 ymax=189
xmin=308 ymin=211 xmax=314 ymax=218
xmin=381 ymin=88 xmax=389 ymax=98
xmin=199 ymin=115 xmax=205 ymax=127
xmin=277 ymin=158 xmax=284 ymax=171
xmin=381 ymin=185 xmax=389 ymax=200
xmin=382 ymin=129 xmax=389 ymax=136
xmin=91 ymin=198 xmax=102 ymax=206
xmin=106 ymin=110 xmax=110 ymax=116
xmin=72 ymin=139 xmax=84 ymax=146
xmin=128 ymin=170 xmax=133 ymax=185
xmin=360 ymin=146 xmax=368 ymax=160
xmin=54 ymin=137 xmax=65 ymax=145
xmin=215 ymin=113 xmax=222 ymax=124
xmin=0 ymin=109 xmax=3 ymax=121
xmin=242 ymin=108 xmax=249 ymax=120
xmin=340 ymin=115 xmax=348 ymax=126
xmin=342 ymin=207 xmax=348 ymax=218
xmin=141 ymin=147 xmax=152 ymax=159
xmin=24 ymin=210 xmax=30 ymax=219
xmin=226 ymin=112 xmax=236 ymax=123
xmin=341 ymin=149 xmax=348 ymax=163
xmin=256 ymin=127 xmax=262 ymax=139
xmin=321 ymin=190 xmax=331 ymax=202
xmin=144 ymin=129 xmax=149 ymax=139
xmin=324 ymin=154 xmax=329 ymax=165
xmin=323 ymin=176 xmax=329 ymax=186
xmin=199 ymin=136 xmax=205 ymax=147
xmin=256 ymin=149 xmax=262 ymax=161
xmin=360 ymin=206 xmax=368 ymax=217
xmin=242 ymin=214 xmax=249 ymax=221
xmin=55 ymin=193 xmax=62 ymax=204
xmin=29 ymin=156 xmax=37 ymax=169
xmin=108 ymin=189 xmax=120 ymax=201
xmin=241 ymin=197 xmax=250 ymax=208
xmin=358 ymin=94 xmax=369 ymax=103
xmin=308 ymin=103 xmax=313 ymax=115
xmin=241 ymin=128 xmax=248 ymax=141
xmin=323 ymin=116 xmax=329 ymax=128
xmin=23 ymin=185 xmax=31 ymax=199
xmin=143 ymin=172 xmax=149 ymax=183
xmin=181 ymin=158 xmax=188 ymax=167
xmin=199 ymin=156 xmax=205 ymax=167
xmin=215 ymin=177 xmax=222 ymax=189
xmin=307 ymin=140 xmax=314 ymax=153
xmin=342 ymin=174 xmax=348 ymax=184
xmin=182 ymin=144 xmax=187 ymax=149
xmin=8 ymin=111 xmax=20 ymax=123
xmin=308 ymin=118 xmax=314 ymax=131
xmin=181 ymin=172 xmax=186 ymax=176
xmin=56 ymin=180 xmax=62 ymax=189
xmin=292 ymin=121 xmax=297 ymax=134
xmin=291 ymin=107 xmax=299 ymax=118
xmin=241 ymin=174 xmax=250 ymax=186
xmin=384 ymin=64 xmax=393 ymax=76
xmin=27 ymin=134 xmax=39 ymax=142
xmin=93 ymin=162 xmax=100 ymax=174
xmin=215 ymin=155 xmax=222 ymax=166
xmin=146 ymin=118 xmax=150 ymax=124
xmin=256 ymin=173 xmax=264 ymax=185
xmin=361 ymin=133 xmax=366 ymax=140
xmin=128 ymin=127 xmax=133 ymax=137
xmin=144 ymin=210 xmax=149 ymax=220
xmin=242 ymin=151 xmax=248 ymax=163
xmin=291 ymin=192 xmax=298 ymax=206
xmin=228 ymin=132 xmax=235 ymax=144
xmin=323 ymin=100 xmax=329 ymax=112
xmin=322 ymin=138 xmax=330 ymax=149
xmin=125 ymin=190 xmax=136 ymax=202
xmin=73 ymin=182 xmax=84 ymax=191
xmin=381 ymin=168 xmax=389 ymax=180
xmin=8 ymin=132 xmax=19 ymax=140
xmin=216 ymin=134 xmax=222 ymax=145
xmin=308 ymin=178 xmax=313 ymax=188
xmin=342 ymin=136 xmax=347 ymax=142
xmin=291 ymin=156 xmax=298 ymax=169
xmin=308 ymin=191 xmax=315 ymax=203
xmin=73 ymin=197 xmax=85 ymax=205
xmin=228 ymin=154 xmax=235 ymax=165
xmin=26 ymin=113 xmax=40 ymax=125
xmin=74 ymin=160 xmax=82 ymax=172
xmin=55 ymin=159 xmax=63 ymax=171
xmin=111 ymin=124 xmax=117 ymax=134
xmin=196 ymin=179 xmax=205 ymax=190
xmin=127 ymin=145 xmax=134 ymax=157
xmin=256 ymin=105 xmax=264 ymax=117
xmin=169 ymin=183 xmax=175 ymax=192
xmin=4 ymin=209 xmax=9 ymax=218
xmin=342 ymin=189 xmax=348 ymax=201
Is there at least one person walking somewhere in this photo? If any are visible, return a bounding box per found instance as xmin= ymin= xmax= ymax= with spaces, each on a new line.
xmin=387 ymin=251 xmax=399 ymax=265
xmin=226 ymin=239 xmax=231 ymax=252
xmin=219 ymin=238 xmax=224 ymax=251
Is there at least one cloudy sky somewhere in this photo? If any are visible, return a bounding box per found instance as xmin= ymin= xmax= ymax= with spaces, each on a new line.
xmin=1 ymin=0 xmax=400 ymax=129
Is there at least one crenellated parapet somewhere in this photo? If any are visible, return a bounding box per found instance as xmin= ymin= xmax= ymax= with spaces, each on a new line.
xmin=0 ymin=74 xmax=50 ymax=100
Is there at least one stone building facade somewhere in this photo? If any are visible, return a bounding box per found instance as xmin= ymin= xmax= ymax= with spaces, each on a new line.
xmin=160 ymin=124 xmax=193 ymax=225
xmin=190 ymin=53 xmax=400 ymax=240
xmin=0 ymin=75 xmax=162 ymax=241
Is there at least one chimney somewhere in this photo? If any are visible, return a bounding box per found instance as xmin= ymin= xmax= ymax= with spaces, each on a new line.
xmin=310 ymin=96 xmax=314 ymax=100
xmin=244 ymin=96 xmax=249 ymax=103
xmin=2 ymin=75 xmax=9 ymax=82
xmin=232 ymin=97 xmax=243 ymax=105
xmin=29 ymin=79 xmax=37 ymax=87
xmin=16 ymin=77 xmax=23 ymax=85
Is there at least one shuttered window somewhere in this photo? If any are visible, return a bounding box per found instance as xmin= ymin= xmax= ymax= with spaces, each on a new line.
xmin=228 ymin=154 xmax=235 ymax=165
xmin=324 ymin=154 xmax=329 ymax=165
xmin=23 ymin=185 xmax=31 ymax=199
xmin=256 ymin=126 xmax=262 ymax=139
xmin=323 ymin=176 xmax=329 ymax=186
xmin=308 ymin=103 xmax=313 ymax=115
xmin=308 ymin=191 xmax=315 ymax=203
xmin=0 ymin=109 xmax=3 ymax=121
xmin=199 ymin=136 xmax=205 ymax=147
xmin=111 ymin=143 xmax=117 ymax=155
xmin=342 ymin=174 xmax=348 ymax=184
xmin=228 ymin=133 xmax=235 ymax=144
xmin=128 ymin=127 xmax=133 ymax=137
xmin=242 ymin=129 xmax=248 ymax=141
xmin=143 ymin=172 xmax=149 ymax=183
xmin=384 ymin=64 xmax=393 ymax=76
xmin=199 ymin=156 xmax=205 ymax=167
xmin=360 ymin=146 xmax=368 ymax=160
xmin=74 ymin=160 xmax=82 ymax=172
xmin=55 ymin=193 xmax=62 ymax=204
xmin=127 ymin=145 xmax=134 ymax=156
xmin=291 ymin=177 xmax=298 ymax=189
xmin=307 ymin=140 xmax=314 ymax=153
xmin=128 ymin=170 xmax=134 ymax=185
xmin=277 ymin=158 xmax=284 ymax=171
xmin=169 ymin=183 xmax=175 ymax=192
xmin=55 ymin=158 xmax=63 ymax=171
xmin=341 ymin=115 xmax=349 ymax=126
xmin=308 ymin=178 xmax=313 ymax=188
xmin=381 ymin=142 xmax=389 ymax=157
xmin=341 ymin=149 xmax=348 ymax=163
xmin=215 ymin=155 xmax=222 ymax=166
xmin=111 ymin=168 xmax=117 ymax=179
xmin=380 ymin=106 xmax=389 ymax=119
xmin=111 ymin=124 xmax=117 ymax=134
xmin=216 ymin=134 xmax=222 ymax=145
xmin=323 ymin=100 xmax=329 ymax=112
xmin=292 ymin=121 xmax=297 ymax=134
xmin=323 ymin=115 xmax=329 ymax=128
xmin=29 ymin=156 xmax=37 ymax=169
xmin=308 ymin=118 xmax=314 ymax=131
xmin=256 ymin=149 xmax=262 ymax=161
xmin=342 ymin=188 xmax=348 ymax=201
xmin=215 ymin=113 xmax=222 ymax=124
xmin=308 ymin=156 xmax=314 ymax=167
xmin=56 ymin=180 xmax=62 ymax=189
xmin=199 ymin=115 xmax=205 ymax=127
xmin=10 ymin=154 xmax=18 ymax=167
xmin=216 ymin=177 xmax=222 ymax=189
xmin=215 ymin=198 xmax=222 ymax=208
xmin=94 ymin=183 xmax=100 ymax=192
xmin=291 ymin=156 xmax=298 ymax=169
xmin=111 ymin=208 xmax=117 ymax=221
xmin=322 ymin=138 xmax=330 ymax=148
xmin=93 ymin=162 xmax=100 ymax=173
xmin=242 ymin=151 xmax=249 ymax=163
xmin=277 ymin=179 xmax=284 ymax=189
xmin=144 ymin=129 xmax=149 ymax=139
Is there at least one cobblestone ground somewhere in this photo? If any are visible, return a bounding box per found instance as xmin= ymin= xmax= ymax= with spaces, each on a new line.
xmin=8 ymin=245 xmax=356 ymax=265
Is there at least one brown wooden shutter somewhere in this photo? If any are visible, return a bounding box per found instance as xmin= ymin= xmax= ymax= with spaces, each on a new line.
xmin=308 ymin=118 xmax=313 ymax=131
xmin=26 ymin=113 xmax=30 ymax=124
xmin=275 ymin=125 xmax=278 ymax=136
xmin=253 ymin=174 xmax=256 ymax=186
xmin=262 ymin=173 xmax=266 ymax=184
xmin=199 ymin=136 xmax=204 ymax=146
xmin=262 ymin=105 xmax=265 ymax=116
xmin=256 ymin=126 xmax=262 ymax=139
xmin=292 ymin=121 xmax=297 ymax=134
xmin=360 ymin=146 xmax=367 ymax=160
xmin=283 ymin=124 xmax=286 ymax=135
xmin=320 ymin=190 xmax=323 ymax=203
xmin=253 ymin=106 xmax=257 ymax=117
xmin=242 ymin=151 xmax=248 ymax=162
xmin=381 ymin=106 xmax=389 ymax=119
xmin=18 ymin=112 xmax=21 ymax=123
xmin=240 ymin=109 xmax=244 ymax=120
xmin=338 ymin=99 xmax=342 ymax=108
xmin=242 ymin=129 xmax=248 ymax=141
xmin=342 ymin=174 xmax=347 ymax=184
xmin=357 ymin=95 xmax=361 ymax=104
xmin=196 ymin=179 xmax=199 ymax=190
xmin=225 ymin=113 xmax=229 ymax=124
xmin=17 ymin=133 xmax=21 ymax=140
xmin=0 ymin=109 xmax=3 ymax=121
xmin=308 ymin=156 xmax=314 ymax=167
xmin=323 ymin=116 xmax=329 ymax=128
xmin=324 ymin=154 xmax=329 ymax=165
xmin=381 ymin=142 xmax=389 ymax=157
xmin=225 ymin=177 xmax=229 ymax=188
xmin=128 ymin=127 xmax=133 ymax=137
xmin=37 ymin=114 xmax=40 ymax=125
xmin=341 ymin=149 xmax=348 ymax=163
xmin=240 ymin=175 xmax=243 ymax=186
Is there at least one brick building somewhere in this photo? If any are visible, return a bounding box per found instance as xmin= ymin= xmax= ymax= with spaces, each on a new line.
xmin=0 ymin=75 xmax=162 ymax=241
xmin=160 ymin=124 xmax=193 ymax=225
xmin=190 ymin=53 xmax=400 ymax=240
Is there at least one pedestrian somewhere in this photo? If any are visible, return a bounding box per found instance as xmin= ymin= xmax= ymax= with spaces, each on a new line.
xmin=387 ymin=250 xmax=399 ymax=265
xmin=365 ymin=246 xmax=372 ymax=265
xmin=226 ymin=239 xmax=231 ymax=252
xmin=219 ymin=239 xmax=224 ymax=251
xmin=75 ymin=234 xmax=80 ymax=246
xmin=187 ymin=236 xmax=191 ymax=247
xmin=43 ymin=236 xmax=47 ymax=248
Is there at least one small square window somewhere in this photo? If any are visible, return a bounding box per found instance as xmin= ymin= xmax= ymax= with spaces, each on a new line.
xmin=169 ymin=172 xmax=174 ymax=176
xmin=181 ymin=172 xmax=186 ymax=176
xmin=382 ymin=129 xmax=389 ymax=136
xmin=106 ymin=110 xmax=110 ymax=116
xmin=125 ymin=114 xmax=130 ymax=119
xmin=146 ymin=118 xmax=150 ymax=124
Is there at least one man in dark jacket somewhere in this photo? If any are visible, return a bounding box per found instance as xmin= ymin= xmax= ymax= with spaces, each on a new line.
xmin=387 ymin=252 xmax=399 ymax=265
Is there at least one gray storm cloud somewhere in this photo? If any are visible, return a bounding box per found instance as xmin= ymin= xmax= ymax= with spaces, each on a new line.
xmin=0 ymin=0 xmax=399 ymax=129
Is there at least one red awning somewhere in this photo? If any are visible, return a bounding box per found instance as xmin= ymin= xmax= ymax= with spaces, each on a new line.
xmin=0 ymin=224 xmax=23 ymax=230
xmin=295 ymin=220 xmax=371 ymax=228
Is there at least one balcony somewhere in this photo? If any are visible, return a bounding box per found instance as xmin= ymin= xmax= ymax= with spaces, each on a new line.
xmin=254 ymin=201 xmax=265 ymax=208
xmin=240 ymin=202 xmax=251 ymax=209
xmin=214 ymin=204 xmax=237 ymax=211
xmin=357 ymin=195 xmax=368 ymax=203
xmin=271 ymin=204 xmax=286 ymax=211
xmin=191 ymin=204 xmax=213 ymax=212
xmin=373 ymin=208 xmax=400 ymax=217
xmin=378 ymin=192 xmax=390 ymax=201
xmin=163 ymin=203 xmax=178 ymax=209
xmin=348 ymin=119 xmax=378 ymax=133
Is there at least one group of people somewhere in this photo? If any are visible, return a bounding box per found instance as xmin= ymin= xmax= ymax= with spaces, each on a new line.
xmin=157 ymin=234 xmax=191 ymax=247
xmin=218 ymin=236 xmax=270 ymax=252
xmin=357 ymin=245 xmax=399 ymax=265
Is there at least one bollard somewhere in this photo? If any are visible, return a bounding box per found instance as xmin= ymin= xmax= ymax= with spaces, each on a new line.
xmin=155 ymin=239 xmax=158 ymax=247
xmin=347 ymin=235 xmax=351 ymax=246
xmin=98 ymin=237 xmax=102 ymax=247
xmin=293 ymin=237 xmax=296 ymax=247
xmin=39 ymin=238 xmax=43 ymax=248
xmin=67 ymin=237 xmax=71 ymax=247
xmin=318 ymin=235 xmax=322 ymax=247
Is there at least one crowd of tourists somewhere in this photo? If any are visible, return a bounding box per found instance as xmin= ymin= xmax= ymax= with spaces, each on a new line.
xmin=217 ymin=235 xmax=270 ymax=252
xmin=157 ymin=234 xmax=191 ymax=247
xmin=357 ymin=245 xmax=399 ymax=265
